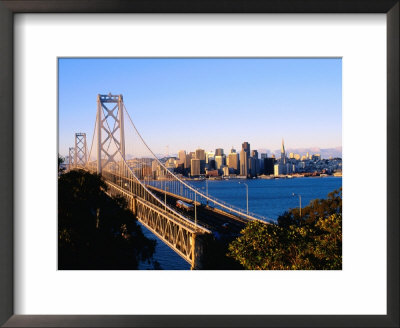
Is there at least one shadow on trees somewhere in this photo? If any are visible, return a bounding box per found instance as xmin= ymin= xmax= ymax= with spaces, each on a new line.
xmin=58 ymin=169 xmax=157 ymax=270
xmin=227 ymin=188 xmax=342 ymax=270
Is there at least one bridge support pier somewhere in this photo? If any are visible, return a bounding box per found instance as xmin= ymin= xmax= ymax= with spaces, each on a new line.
xmin=191 ymin=234 xmax=204 ymax=270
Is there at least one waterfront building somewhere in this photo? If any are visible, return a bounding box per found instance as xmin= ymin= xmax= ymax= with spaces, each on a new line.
xmin=178 ymin=150 xmax=186 ymax=164
xmin=207 ymin=158 xmax=216 ymax=171
xmin=205 ymin=151 xmax=215 ymax=163
xmin=251 ymin=150 xmax=259 ymax=174
xmin=312 ymin=154 xmax=321 ymax=161
xmin=195 ymin=148 xmax=206 ymax=173
xmin=165 ymin=158 xmax=176 ymax=170
xmin=258 ymin=159 xmax=264 ymax=174
xmin=195 ymin=148 xmax=206 ymax=161
xmin=206 ymin=169 xmax=219 ymax=177
xmin=263 ymin=158 xmax=275 ymax=175
xmin=240 ymin=149 xmax=248 ymax=177
xmin=227 ymin=151 xmax=239 ymax=173
xmin=222 ymin=165 xmax=230 ymax=176
xmin=274 ymin=163 xmax=285 ymax=176
xmin=191 ymin=158 xmax=201 ymax=176
xmin=285 ymin=163 xmax=292 ymax=174
xmin=142 ymin=165 xmax=152 ymax=179
xmin=175 ymin=163 xmax=184 ymax=175
xmin=248 ymin=156 xmax=257 ymax=177
xmin=242 ymin=142 xmax=250 ymax=157
xmin=184 ymin=152 xmax=192 ymax=169
xmin=215 ymin=155 xmax=225 ymax=170
xmin=151 ymin=160 xmax=158 ymax=172
xmin=280 ymin=139 xmax=287 ymax=165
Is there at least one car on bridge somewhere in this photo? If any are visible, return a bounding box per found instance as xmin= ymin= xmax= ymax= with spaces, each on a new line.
xmin=221 ymin=222 xmax=230 ymax=229
xmin=176 ymin=200 xmax=194 ymax=211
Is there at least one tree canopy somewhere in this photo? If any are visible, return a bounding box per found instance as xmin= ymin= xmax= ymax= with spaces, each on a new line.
xmin=58 ymin=154 xmax=66 ymax=174
xmin=227 ymin=188 xmax=342 ymax=270
xmin=58 ymin=169 xmax=157 ymax=269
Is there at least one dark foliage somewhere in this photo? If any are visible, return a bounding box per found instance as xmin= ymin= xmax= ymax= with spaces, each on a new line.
xmin=278 ymin=188 xmax=342 ymax=227
xmin=58 ymin=169 xmax=156 ymax=269
xmin=58 ymin=154 xmax=66 ymax=174
xmin=200 ymin=234 xmax=244 ymax=270
xmin=228 ymin=188 xmax=342 ymax=270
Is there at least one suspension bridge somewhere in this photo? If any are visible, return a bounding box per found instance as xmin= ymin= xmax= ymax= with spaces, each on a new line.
xmin=66 ymin=93 xmax=270 ymax=269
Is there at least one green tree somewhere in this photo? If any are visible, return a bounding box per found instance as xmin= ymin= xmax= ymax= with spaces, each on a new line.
xmin=58 ymin=154 xmax=66 ymax=174
xmin=227 ymin=189 xmax=342 ymax=270
xmin=58 ymin=169 xmax=157 ymax=269
xmin=278 ymin=188 xmax=342 ymax=227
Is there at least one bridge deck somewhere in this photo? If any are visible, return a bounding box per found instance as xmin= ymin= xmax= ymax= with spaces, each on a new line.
xmin=147 ymin=185 xmax=247 ymax=236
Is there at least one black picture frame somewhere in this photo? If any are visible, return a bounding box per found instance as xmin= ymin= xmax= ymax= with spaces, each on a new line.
xmin=0 ymin=1 xmax=398 ymax=327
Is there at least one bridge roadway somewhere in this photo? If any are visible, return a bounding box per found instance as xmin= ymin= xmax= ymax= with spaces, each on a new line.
xmin=145 ymin=185 xmax=247 ymax=236
xmin=102 ymin=171 xmax=251 ymax=268
xmin=107 ymin=171 xmax=249 ymax=235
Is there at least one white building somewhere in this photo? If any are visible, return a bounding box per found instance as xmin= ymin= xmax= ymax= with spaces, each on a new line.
xmin=205 ymin=151 xmax=215 ymax=163
xmin=274 ymin=163 xmax=285 ymax=176
xmin=222 ymin=165 xmax=230 ymax=176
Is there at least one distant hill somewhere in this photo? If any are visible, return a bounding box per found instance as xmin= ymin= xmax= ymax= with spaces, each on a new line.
xmin=257 ymin=146 xmax=342 ymax=159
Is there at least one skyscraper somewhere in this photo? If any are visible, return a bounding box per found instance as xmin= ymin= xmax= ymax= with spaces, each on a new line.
xmin=242 ymin=142 xmax=250 ymax=157
xmin=264 ymin=158 xmax=275 ymax=175
xmin=274 ymin=163 xmax=285 ymax=176
xmin=191 ymin=158 xmax=200 ymax=176
xmin=215 ymin=155 xmax=225 ymax=170
xmin=215 ymin=148 xmax=224 ymax=157
xmin=195 ymin=148 xmax=206 ymax=161
xmin=240 ymin=149 xmax=248 ymax=177
xmin=248 ymin=156 xmax=257 ymax=177
xmin=184 ymin=152 xmax=192 ymax=169
xmin=178 ymin=150 xmax=186 ymax=165
xmin=281 ymin=139 xmax=286 ymax=165
xmin=205 ymin=151 xmax=215 ymax=164
xmin=195 ymin=149 xmax=206 ymax=173
xmin=227 ymin=151 xmax=239 ymax=174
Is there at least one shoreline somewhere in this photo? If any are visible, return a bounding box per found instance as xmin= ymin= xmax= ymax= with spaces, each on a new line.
xmin=182 ymin=174 xmax=342 ymax=182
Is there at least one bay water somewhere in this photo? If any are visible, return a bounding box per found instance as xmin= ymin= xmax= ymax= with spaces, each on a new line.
xmin=139 ymin=176 xmax=342 ymax=270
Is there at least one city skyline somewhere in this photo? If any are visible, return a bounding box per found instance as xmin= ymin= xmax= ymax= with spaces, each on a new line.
xmin=150 ymin=138 xmax=341 ymax=179
xmin=59 ymin=58 xmax=342 ymax=157
xmin=154 ymin=144 xmax=342 ymax=160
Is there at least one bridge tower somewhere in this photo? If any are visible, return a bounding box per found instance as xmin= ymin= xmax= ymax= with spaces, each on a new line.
xmin=68 ymin=147 xmax=75 ymax=170
xmin=96 ymin=94 xmax=125 ymax=174
xmin=74 ymin=132 xmax=88 ymax=167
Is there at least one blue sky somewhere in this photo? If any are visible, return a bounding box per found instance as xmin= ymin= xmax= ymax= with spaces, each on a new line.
xmin=59 ymin=58 xmax=342 ymax=157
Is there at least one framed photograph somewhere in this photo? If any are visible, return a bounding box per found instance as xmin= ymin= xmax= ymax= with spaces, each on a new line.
xmin=0 ymin=1 xmax=398 ymax=327
xmin=58 ymin=57 xmax=343 ymax=273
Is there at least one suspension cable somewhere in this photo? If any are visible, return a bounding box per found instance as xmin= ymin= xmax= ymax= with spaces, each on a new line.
xmin=122 ymin=103 xmax=270 ymax=223
xmin=99 ymin=103 xmax=211 ymax=233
